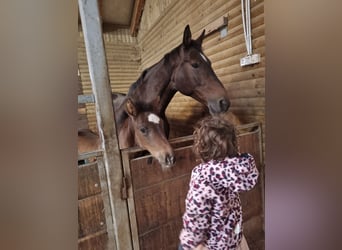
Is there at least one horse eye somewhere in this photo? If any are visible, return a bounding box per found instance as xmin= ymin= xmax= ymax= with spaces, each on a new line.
xmin=140 ymin=127 xmax=148 ymax=135
xmin=191 ymin=62 xmax=199 ymax=68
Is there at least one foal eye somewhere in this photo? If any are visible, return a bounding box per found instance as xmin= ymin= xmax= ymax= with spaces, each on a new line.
xmin=139 ymin=127 xmax=148 ymax=135
xmin=191 ymin=62 xmax=199 ymax=68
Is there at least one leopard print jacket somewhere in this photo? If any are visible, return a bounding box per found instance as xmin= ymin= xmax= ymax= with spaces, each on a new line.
xmin=179 ymin=153 xmax=259 ymax=250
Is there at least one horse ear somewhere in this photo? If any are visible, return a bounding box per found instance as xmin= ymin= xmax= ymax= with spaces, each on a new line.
xmin=126 ymin=98 xmax=137 ymax=117
xmin=183 ymin=25 xmax=192 ymax=48
xmin=196 ymin=29 xmax=205 ymax=46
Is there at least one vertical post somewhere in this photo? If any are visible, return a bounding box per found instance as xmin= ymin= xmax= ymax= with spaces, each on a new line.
xmin=78 ymin=0 xmax=133 ymax=249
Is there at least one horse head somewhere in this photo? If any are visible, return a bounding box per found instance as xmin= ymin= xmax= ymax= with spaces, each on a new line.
xmin=171 ymin=25 xmax=230 ymax=114
xmin=123 ymin=97 xmax=175 ymax=169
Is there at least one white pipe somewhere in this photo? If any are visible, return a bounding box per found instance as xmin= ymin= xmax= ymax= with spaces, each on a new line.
xmin=241 ymin=0 xmax=252 ymax=55
xmin=247 ymin=0 xmax=252 ymax=55
xmin=241 ymin=0 xmax=249 ymax=55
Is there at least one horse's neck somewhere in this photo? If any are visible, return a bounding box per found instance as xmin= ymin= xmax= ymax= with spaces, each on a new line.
xmin=131 ymin=54 xmax=179 ymax=111
xmin=158 ymin=82 xmax=177 ymax=113
xmin=113 ymin=99 xmax=125 ymax=124
xmin=117 ymin=117 xmax=135 ymax=149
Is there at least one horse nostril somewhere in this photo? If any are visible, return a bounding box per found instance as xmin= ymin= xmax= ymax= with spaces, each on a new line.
xmin=219 ymin=98 xmax=230 ymax=112
xmin=166 ymin=154 xmax=176 ymax=165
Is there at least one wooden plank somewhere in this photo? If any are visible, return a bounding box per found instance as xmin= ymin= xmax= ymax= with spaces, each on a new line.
xmin=78 ymin=194 xmax=106 ymax=238
xmin=130 ymin=0 xmax=146 ymax=36
xmin=162 ymin=219 xmax=183 ymax=250
xmin=78 ymin=162 xmax=102 ymax=199
xmin=78 ymin=150 xmax=103 ymax=161
xmin=122 ymin=150 xmax=140 ymax=250
xmin=126 ymin=146 xmax=197 ymax=249
xmin=237 ymin=124 xmax=263 ymax=221
xmin=129 ymin=146 xmax=197 ymax=190
xmin=134 ymin=184 xmax=168 ymax=234
xmin=200 ymin=15 xmax=228 ymax=37
xmin=78 ymin=231 xmax=108 ymax=250
xmin=139 ymin=228 xmax=163 ymax=250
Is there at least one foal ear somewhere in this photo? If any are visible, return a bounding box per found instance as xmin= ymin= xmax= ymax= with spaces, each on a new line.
xmin=196 ymin=29 xmax=205 ymax=46
xmin=126 ymin=98 xmax=137 ymax=117
xmin=183 ymin=25 xmax=192 ymax=48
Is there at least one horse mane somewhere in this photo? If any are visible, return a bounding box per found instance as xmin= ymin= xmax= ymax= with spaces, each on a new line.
xmin=129 ymin=36 xmax=203 ymax=96
xmin=128 ymin=45 xmax=183 ymax=97
xmin=127 ymin=69 xmax=149 ymax=96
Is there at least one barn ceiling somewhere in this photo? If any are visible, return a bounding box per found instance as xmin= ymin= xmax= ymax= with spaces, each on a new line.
xmin=78 ymin=0 xmax=145 ymax=35
xmin=99 ymin=0 xmax=134 ymax=26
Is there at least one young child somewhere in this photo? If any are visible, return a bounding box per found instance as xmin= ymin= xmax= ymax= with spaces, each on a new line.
xmin=179 ymin=116 xmax=259 ymax=250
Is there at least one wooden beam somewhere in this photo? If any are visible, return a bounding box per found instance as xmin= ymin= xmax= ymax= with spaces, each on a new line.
xmin=130 ymin=0 xmax=145 ymax=36
xmin=78 ymin=0 xmax=133 ymax=249
xmin=193 ymin=15 xmax=228 ymax=39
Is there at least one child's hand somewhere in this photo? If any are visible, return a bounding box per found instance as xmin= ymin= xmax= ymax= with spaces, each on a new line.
xmin=239 ymin=152 xmax=249 ymax=158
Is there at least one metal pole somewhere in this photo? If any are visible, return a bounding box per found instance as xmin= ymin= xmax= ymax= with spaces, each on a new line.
xmin=78 ymin=0 xmax=133 ymax=249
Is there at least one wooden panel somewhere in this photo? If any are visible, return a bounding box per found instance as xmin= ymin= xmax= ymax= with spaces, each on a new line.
xmin=134 ymin=184 xmax=168 ymax=234
xmin=239 ymin=131 xmax=263 ymax=220
xmin=129 ymin=146 xmax=198 ymax=190
xmin=78 ymin=231 xmax=108 ymax=250
xmin=238 ymin=125 xmax=264 ymax=250
xmin=139 ymin=219 xmax=182 ymax=250
xmin=130 ymin=146 xmax=196 ymax=235
xmin=139 ymin=228 xmax=162 ymax=250
xmin=162 ymin=219 xmax=183 ymax=250
xmin=78 ymin=194 xmax=107 ymax=238
xmin=123 ymin=145 xmax=196 ymax=249
xmin=77 ymin=156 xmax=117 ymax=249
xmin=78 ymin=163 xmax=102 ymax=199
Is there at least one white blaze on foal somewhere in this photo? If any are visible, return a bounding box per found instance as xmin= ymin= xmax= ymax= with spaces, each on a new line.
xmin=148 ymin=113 xmax=160 ymax=124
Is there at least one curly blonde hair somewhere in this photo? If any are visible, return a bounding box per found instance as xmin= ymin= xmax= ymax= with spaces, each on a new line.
xmin=193 ymin=116 xmax=238 ymax=162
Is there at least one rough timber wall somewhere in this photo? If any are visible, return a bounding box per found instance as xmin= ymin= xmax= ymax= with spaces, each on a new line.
xmin=138 ymin=0 xmax=265 ymax=144
xmin=78 ymin=29 xmax=141 ymax=132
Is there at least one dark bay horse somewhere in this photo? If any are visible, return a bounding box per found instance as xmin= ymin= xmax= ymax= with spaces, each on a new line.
xmin=127 ymin=25 xmax=230 ymax=136
xmin=78 ymin=96 xmax=175 ymax=169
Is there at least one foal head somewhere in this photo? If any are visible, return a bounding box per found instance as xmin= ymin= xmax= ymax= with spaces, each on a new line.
xmin=124 ymin=98 xmax=175 ymax=169
xmin=170 ymin=25 xmax=230 ymax=114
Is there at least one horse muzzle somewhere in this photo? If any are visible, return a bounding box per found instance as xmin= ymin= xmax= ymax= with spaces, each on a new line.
xmin=159 ymin=153 xmax=176 ymax=170
xmin=166 ymin=154 xmax=176 ymax=166
xmin=209 ymin=97 xmax=230 ymax=114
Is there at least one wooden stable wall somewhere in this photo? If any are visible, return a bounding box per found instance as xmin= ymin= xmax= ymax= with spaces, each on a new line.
xmin=78 ymin=29 xmax=141 ymax=132
xmin=138 ymin=0 xmax=265 ymax=149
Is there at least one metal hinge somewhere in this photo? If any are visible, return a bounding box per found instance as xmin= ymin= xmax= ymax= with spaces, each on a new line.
xmin=121 ymin=176 xmax=128 ymax=200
